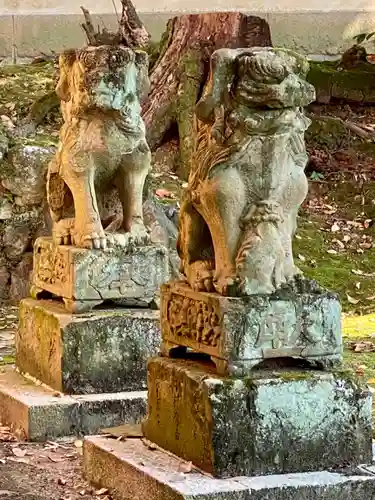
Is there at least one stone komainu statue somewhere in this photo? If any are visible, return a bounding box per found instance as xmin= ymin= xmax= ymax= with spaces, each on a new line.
xmin=178 ymin=47 xmax=316 ymax=296
xmin=47 ymin=45 xmax=150 ymax=250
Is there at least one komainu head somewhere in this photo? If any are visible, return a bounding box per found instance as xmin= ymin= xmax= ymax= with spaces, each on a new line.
xmin=56 ymin=45 xmax=149 ymax=118
xmin=235 ymin=47 xmax=316 ymax=108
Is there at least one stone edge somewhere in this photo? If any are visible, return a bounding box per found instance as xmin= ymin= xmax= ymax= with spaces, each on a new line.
xmin=83 ymin=436 xmax=375 ymax=500
xmin=0 ymin=367 xmax=147 ymax=441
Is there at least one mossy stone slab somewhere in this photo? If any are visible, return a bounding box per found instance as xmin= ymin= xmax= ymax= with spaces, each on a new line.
xmin=161 ymin=280 xmax=342 ymax=375
xmin=142 ymin=357 xmax=373 ymax=478
xmin=16 ymin=298 xmax=161 ymax=394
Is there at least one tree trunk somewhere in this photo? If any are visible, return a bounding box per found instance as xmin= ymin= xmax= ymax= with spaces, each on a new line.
xmin=144 ymin=13 xmax=272 ymax=179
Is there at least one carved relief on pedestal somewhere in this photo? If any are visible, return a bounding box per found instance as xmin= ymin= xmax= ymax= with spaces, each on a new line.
xmin=163 ymin=288 xmax=223 ymax=353
xmin=160 ymin=282 xmax=342 ymax=375
xmin=32 ymin=238 xmax=170 ymax=313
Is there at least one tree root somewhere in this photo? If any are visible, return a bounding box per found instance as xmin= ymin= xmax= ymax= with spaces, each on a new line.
xmin=308 ymin=113 xmax=375 ymax=140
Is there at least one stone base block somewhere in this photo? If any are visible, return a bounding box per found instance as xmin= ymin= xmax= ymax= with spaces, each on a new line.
xmin=142 ymin=357 xmax=373 ymax=478
xmin=161 ymin=281 xmax=342 ymax=375
xmin=32 ymin=237 xmax=169 ymax=312
xmin=16 ymin=298 xmax=161 ymax=394
xmin=83 ymin=436 xmax=375 ymax=500
xmin=0 ymin=366 xmax=146 ymax=441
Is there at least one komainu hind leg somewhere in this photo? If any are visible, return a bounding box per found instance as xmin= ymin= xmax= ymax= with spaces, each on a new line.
xmin=47 ymin=161 xmax=76 ymax=245
xmin=196 ymin=166 xmax=246 ymax=295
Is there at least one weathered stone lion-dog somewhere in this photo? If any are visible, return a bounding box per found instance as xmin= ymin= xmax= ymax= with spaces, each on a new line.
xmin=47 ymin=44 xmax=151 ymax=250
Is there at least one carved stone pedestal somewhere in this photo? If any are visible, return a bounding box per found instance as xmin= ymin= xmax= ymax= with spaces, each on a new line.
xmin=161 ymin=281 xmax=342 ymax=375
xmin=32 ymin=237 xmax=170 ymax=312
xmin=16 ymin=299 xmax=161 ymax=394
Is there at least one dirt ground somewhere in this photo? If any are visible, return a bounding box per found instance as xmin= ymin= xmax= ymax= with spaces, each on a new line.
xmin=0 ymin=435 xmax=107 ymax=500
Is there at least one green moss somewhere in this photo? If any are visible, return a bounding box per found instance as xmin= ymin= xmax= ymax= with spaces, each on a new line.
xmin=0 ymin=62 xmax=55 ymax=120
xmin=0 ymin=355 xmax=15 ymax=365
xmin=306 ymin=116 xmax=356 ymax=150
xmin=307 ymin=60 xmax=375 ymax=103
xmin=294 ymin=180 xmax=375 ymax=314
xmin=277 ymin=371 xmax=316 ymax=381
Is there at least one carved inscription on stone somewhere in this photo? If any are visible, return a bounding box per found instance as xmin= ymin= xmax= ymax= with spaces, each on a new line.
xmin=161 ymin=282 xmax=342 ymax=372
xmin=163 ymin=291 xmax=222 ymax=354
xmin=33 ymin=237 xmax=169 ymax=308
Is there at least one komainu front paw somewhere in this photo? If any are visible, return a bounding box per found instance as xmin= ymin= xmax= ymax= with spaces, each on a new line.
xmin=213 ymin=271 xmax=240 ymax=296
xmin=72 ymin=221 xmax=108 ymax=250
xmin=186 ymin=261 xmax=215 ymax=292
xmin=129 ymin=218 xmax=151 ymax=246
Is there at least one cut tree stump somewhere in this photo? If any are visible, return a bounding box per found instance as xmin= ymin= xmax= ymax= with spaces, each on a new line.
xmin=144 ymin=13 xmax=272 ymax=179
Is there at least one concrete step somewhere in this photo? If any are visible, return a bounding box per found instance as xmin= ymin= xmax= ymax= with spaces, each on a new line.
xmin=0 ymin=366 xmax=146 ymax=441
xmin=83 ymin=435 xmax=375 ymax=500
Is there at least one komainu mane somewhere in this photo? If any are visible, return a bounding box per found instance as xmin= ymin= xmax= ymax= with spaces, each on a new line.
xmin=178 ymin=47 xmax=316 ymax=296
xmin=47 ymin=44 xmax=151 ymax=250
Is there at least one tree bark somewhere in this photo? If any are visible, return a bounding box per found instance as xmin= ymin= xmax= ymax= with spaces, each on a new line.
xmin=143 ymin=13 xmax=272 ymax=179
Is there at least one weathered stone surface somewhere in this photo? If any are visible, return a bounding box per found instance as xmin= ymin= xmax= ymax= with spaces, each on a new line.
xmin=17 ymin=298 xmax=161 ymax=394
xmin=3 ymin=221 xmax=32 ymax=261
xmin=1 ymin=142 xmax=54 ymax=206
xmin=0 ymin=124 xmax=9 ymax=162
xmin=83 ymin=436 xmax=375 ymax=500
xmin=47 ymin=45 xmax=151 ymax=251
xmin=9 ymin=252 xmax=33 ymax=301
xmin=308 ymin=61 xmax=375 ymax=105
xmin=32 ymin=237 xmax=169 ymax=311
xmin=178 ymin=47 xmax=315 ymax=296
xmin=0 ymin=258 xmax=10 ymax=300
xmin=0 ymin=198 xmax=13 ymax=220
xmin=0 ymin=366 xmax=146 ymax=441
xmin=142 ymin=357 xmax=373 ymax=478
xmin=161 ymin=281 xmax=342 ymax=374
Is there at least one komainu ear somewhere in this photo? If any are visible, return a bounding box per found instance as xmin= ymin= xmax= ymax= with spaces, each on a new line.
xmin=55 ymin=49 xmax=77 ymax=102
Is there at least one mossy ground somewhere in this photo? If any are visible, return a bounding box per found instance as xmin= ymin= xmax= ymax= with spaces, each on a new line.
xmin=0 ymin=62 xmax=57 ymax=129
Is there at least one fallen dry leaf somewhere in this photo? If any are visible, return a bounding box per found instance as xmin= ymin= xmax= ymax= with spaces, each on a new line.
xmin=348 ymin=341 xmax=375 ymax=353
xmin=297 ymin=254 xmax=306 ymax=262
xmin=331 ymin=222 xmax=340 ymax=232
xmin=101 ymin=424 xmax=143 ymax=440
xmin=364 ymin=219 xmax=373 ymax=228
xmin=141 ymin=438 xmax=157 ymax=450
xmin=332 ymin=239 xmax=345 ymax=249
xmin=178 ymin=461 xmax=193 ymax=473
xmin=74 ymin=440 xmax=83 ymax=448
xmin=327 ymin=249 xmax=337 ymax=255
xmin=352 ymin=269 xmax=364 ymax=276
xmin=95 ymin=488 xmax=109 ymax=496
xmin=12 ymin=447 xmax=27 ymax=458
xmin=346 ymin=294 xmax=360 ymax=305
